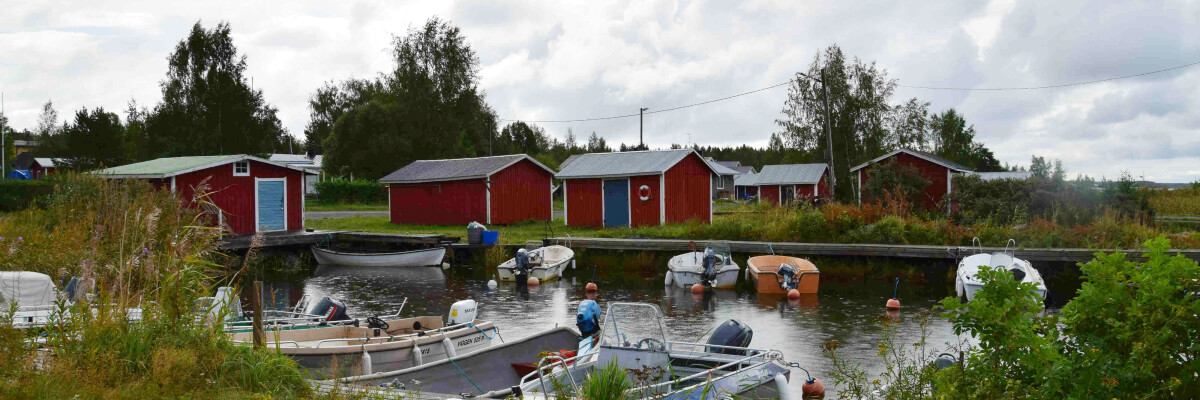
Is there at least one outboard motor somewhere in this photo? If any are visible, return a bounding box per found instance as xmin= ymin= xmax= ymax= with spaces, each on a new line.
xmin=447 ymin=299 xmax=478 ymax=325
xmin=63 ymin=277 xmax=82 ymax=301
xmin=777 ymin=263 xmax=799 ymax=291
xmin=1009 ymin=267 xmax=1026 ymax=282
xmin=308 ymin=297 xmax=351 ymax=322
xmin=514 ymin=248 xmax=531 ymax=281
xmin=700 ymin=248 xmax=719 ymax=287
xmin=576 ymin=300 xmax=601 ymax=338
xmin=706 ymin=319 xmax=753 ymax=355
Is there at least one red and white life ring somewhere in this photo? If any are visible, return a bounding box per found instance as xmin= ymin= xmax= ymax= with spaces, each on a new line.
xmin=638 ymin=185 xmax=652 ymax=201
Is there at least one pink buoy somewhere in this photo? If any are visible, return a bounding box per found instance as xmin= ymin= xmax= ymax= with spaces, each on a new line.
xmin=526 ymin=277 xmax=540 ymax=286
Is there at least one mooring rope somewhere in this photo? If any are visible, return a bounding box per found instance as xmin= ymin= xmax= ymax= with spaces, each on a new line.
xmin=448 ymin=357 xmax=485 ymax=394
xmin=468 ymin=323 xmax=503 ymax=343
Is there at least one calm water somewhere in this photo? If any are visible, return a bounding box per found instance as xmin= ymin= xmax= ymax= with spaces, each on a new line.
xmin=255 ymin=249 xmax=1077 ymax=395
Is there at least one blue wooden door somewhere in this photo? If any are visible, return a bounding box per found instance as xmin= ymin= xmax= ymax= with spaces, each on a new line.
xmin=603 ymin=179 xmax=629 ymax=228
xmin=257 ymin=180 xmax=286 ymax=231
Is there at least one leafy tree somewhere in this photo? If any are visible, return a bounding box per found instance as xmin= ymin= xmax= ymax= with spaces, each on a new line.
xmin=929 ymin=109 xmax=1000 ymax=171
xmin=145 ymin=21 xmax=288 ymax=158
xmin=123 ymin=100 xmax=151 ymax=162
xmin=35 ymin=100 xmax=60 ymax=137
xmin=59 ymin=107 xmax=126 ymax=170
xmin=496 ymin=121 xmax=550 ymax=155
xmin=861 ymin=160 xmax=931 ymax=207
xmin=586 ymin=132 xmax=610 ymax=152
xmin=321 ymin=17 xmax=498 ymax=179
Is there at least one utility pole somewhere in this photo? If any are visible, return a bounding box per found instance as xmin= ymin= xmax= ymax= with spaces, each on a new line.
xmin=820 ymin=67 xmax=836 ymax=195
xmin=2 ymin=92 xmax=6 ymax=179
xmin=639 ymin=107 xmax=649 ymax=149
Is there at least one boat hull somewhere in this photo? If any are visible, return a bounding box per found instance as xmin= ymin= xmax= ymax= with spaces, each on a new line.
xmin=668 ymin=252 xmax=739 ymax=289
xmin=957 ymin=253 xmax=1048 ymax=302
xmin=746 ymin=255 xmax=819 ymax=294
xmin=312 ymin=246 xmax=446 ymax=267
xmin=497 ymin=245 xmax=574 ymax=282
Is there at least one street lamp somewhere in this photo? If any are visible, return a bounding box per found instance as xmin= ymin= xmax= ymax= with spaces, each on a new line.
xmin=639 ymin=107 xmax=649 ymax=149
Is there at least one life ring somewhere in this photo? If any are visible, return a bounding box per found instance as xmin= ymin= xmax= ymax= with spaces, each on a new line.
xmin=638 ymin=185 xmax=652 ymax=201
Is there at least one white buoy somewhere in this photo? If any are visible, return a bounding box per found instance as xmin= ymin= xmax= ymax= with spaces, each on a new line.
xmin=441 ymin=336 xmax=457 ymax=358
xmin=412 ymin=343 xmax=424 ymax=366
xmin=774 ymin=373 xmax=792 ymax=400
xmin=487 ymin=279 xmax=498 ymax=289
xmin=572 ymin=259 xmax=576 ymax=270
xmin=360 ymin=347 xmax=373 ymax=375
xmin=664 ymin=271 xmax=674 ymax=286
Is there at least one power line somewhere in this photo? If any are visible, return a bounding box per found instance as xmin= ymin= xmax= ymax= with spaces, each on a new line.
xmin=897 ymin=59 xmax=1200 ymax=91
xmin=498 ymin=59 xmax=1200 ymax=122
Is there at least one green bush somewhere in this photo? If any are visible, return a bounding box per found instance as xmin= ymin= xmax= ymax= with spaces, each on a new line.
xmin=314 ymin=178 xmax=387 ymax=205
xmin=0 ymin=179 xmax=55 ymax=212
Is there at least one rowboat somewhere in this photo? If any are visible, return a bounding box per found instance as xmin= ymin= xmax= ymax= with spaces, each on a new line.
xmin=330 ymin=303 xmax=810 ymax=399
xmin=746 ymin=255 xmax=820 ymax=294
xmin=311 ymin=246 xmax=446 ymax=267
xmin=497 ymin=243 xmax=574 ymax=282
xmin=666 ymin=241 xmax=739 ymax=289
xmin=956 ymin=239 xmax=1047 ymax=302
xmin=230 ymin=299 xmax=496 ymax=378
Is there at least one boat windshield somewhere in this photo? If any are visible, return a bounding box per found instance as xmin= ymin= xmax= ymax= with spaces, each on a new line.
xmin=706 ymin=241 xmax=733 ymax=266
xmin=600 ymin=303 xmax=669 ymax=351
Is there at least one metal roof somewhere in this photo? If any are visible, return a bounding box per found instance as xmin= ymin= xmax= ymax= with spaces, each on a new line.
xmin=753 ymin=164 xmax=827 ymax=185
xmin=33 ymin=158 xmax=57 ymax=168
xmin=850 ymin=149 xmax=973 ymax=172
xmin=554 ymin=149 xmax=717 ymax=179
xmin=716 ymin=160 xmax=741 ymax=169
xmin=731 ymin=165 xmax=757 ymax=174
xmin=963 ymin=171 xmax=1033 ymax=181
xmin=379 ymin=154 xmax=554 ymax=184
xmin=95 ymin=155 xmax=309 ymax=178
xmin=734 ymin=173 xmax=760 ymax=186
xmin=559 ymin=154 xmax=582 ymax=170
xmin=704 ymin=157 xmax=740 ymax=176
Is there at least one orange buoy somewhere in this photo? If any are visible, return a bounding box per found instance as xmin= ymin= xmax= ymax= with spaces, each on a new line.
xmin=886 ymin=298 xmax=900 ymax=310
xmin=526 ymin=277 xmax=540 ymax=286
xmin=690 ymin=283 xmax=705 ymax=293
xmin=787 ymin=289 xmax=801 ymax=300
xmin=585 ymin=282 xmax=598 ymax=292
xmin=802 ymin=377 xmax=825 ymax=397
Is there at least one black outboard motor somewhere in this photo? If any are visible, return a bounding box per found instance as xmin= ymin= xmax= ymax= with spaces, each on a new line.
xmin=700 ymin=248 xmax=718 ymax=287
xmin=1010 ymin=267 xmax=1026 ymax=282
xmin=706 ymin=319 xmax=753 ymax=355
xmin=308 ymin=297 xmax=351 ymax=322
xmin=777 ymin=263 xmax=799 ymax=291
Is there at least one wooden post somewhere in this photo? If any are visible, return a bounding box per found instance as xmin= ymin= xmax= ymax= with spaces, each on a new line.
xmin=251 ymin=281 xmax=265 ymax=349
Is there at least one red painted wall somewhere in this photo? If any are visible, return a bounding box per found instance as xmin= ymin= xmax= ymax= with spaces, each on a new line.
xmin=30 ymin=164 xmax=55 ymax=179
xmin=760 ymin=185 xmax=780 ymax=205
xmin=629 ymin=175 xmax=661 ymax=227
xmin=389 ymin=179 xmax=487 ymax=226
xmin=489 ymin=159 xmax=553 ymax=224
xmin=564 ymin=179 xmax=603 ymax=227
xmin=174 ymin=159 xmax=305 ymax=235
xmin=857 ymin=152 xmax=949 ymax=209
xmin=664 ymin=153 xmax=711 ymax=224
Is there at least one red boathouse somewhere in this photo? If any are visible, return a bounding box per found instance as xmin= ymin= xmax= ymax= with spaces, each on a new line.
xmin=96 ymin=155 xmax=310 ymax=235
xmin=851 ymin=149 xmax=972 ymax=210
xmin=555 ymin=149 xmax=717 ymax=228
xmin=380 ymin=154 xmax=555 ymax=225
xmin=751 ymin=164 xmax=830 ymax=206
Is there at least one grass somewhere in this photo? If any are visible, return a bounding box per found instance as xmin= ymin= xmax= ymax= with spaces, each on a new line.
xmin=309 ymin=200 xmax=1200 ymax=250
xmin=1149 ymin=187 xmax=1200 ymax=216
xmin=306 ymin=203 xmax=389 ymax=212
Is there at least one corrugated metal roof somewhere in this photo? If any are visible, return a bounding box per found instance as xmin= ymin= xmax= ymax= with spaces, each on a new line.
xmin=33 ymin=158 xmax=57 ymax=168
xmin=753 ymin=164 xmax=827 ymax=185
xmin=731 ymin=165 xmax=756 ymax=174
xmin=717 ymin=160 xmax=741 ymax=168
xmin=559 ymin=154 xmax=582 ymax=170
xmin=379 ymin=154 xmax=553 ymax=183
xmin=734 ymin=173 xmax=759 ymax=186
xmin=704 ymin=157 xmax=740 ymax=176
xmin=850 ymin=149 xmax=973 ymax=172
xmin=555 ymin=149 xmax=716 ymax=179
xmin=964 ymin=171 xmax=1033 ymax=181
xmin=95 ymin=155 xmax=308 ymax=178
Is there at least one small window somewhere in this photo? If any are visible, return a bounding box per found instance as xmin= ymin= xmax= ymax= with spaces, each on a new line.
xmin=716 ymin=175 xmax=724 ymax=189
xmin=233 ymin=161 xmax=250 ymax=176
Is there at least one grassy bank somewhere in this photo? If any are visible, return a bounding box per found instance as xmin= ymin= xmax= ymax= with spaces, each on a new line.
xmin=310 ymin=201 xmax=1199 ymax=249
xmin=305 ymin=203 xmax=389 ymax=212
xmin=1149 ymin=186 xmax=1200 ymax=216
xmin=0 ymin=175 xmax=318 ymax=398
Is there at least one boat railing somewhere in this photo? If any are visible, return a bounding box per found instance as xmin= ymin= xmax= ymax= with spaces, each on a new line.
xmin=624 ymin=350 xmax=772 ymax=394
xmin=518 ymin=351 xmax=589 ymax=385
xmin=308 ymin=321 xmax=490 ymax=348
xmin=666 ymin=341 xmax=775 ymax=355
xmin=230 ymin=339 xmax=302 ymax=348
xmin=314 ymin=335 xmax=403 ymax=348
xmin=534 ymin=355 xmax=581 ymax=395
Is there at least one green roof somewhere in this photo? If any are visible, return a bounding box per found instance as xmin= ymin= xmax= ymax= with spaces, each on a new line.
xmin=95 ymin=155 xmax=249 ymax=178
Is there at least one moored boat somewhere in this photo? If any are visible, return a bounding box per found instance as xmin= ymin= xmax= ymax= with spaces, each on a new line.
xmin=497 ymin=243 xmax=574 ymax=282
xmin=311 ymin=246 xmax=446 ymax=267
xmin=666 ymin=241 xmax=739 ymax=289
xmin=746 ymin=255 xmax=820 ymax=294
xmin=230 ymin=299 xmax=497 ymax=378
xmin=956 ymin=239 xmax=1047 ymax=302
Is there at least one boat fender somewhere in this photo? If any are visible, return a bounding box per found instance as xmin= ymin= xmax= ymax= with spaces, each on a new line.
xmin=664 ymin=271 xmax=673 ymax=286
xmin=558 ymin=266 xmax=564 ymax=278
xmin=360 ymin=346 xmax=373 ymax=375
xmin=572 ymin=259 xmax=576 ymax=269
xmin=412 ymin=343 xmax=423 ymax=366
xmin=442 ymin=336 xmax=457 ymax=358
xmin=487 ymin=278 xmax=498 ymax=289
xmin=802 ymin=376 xmax=825 ymax=398
xmin=774 ymin=373 xmax=792 ymax=400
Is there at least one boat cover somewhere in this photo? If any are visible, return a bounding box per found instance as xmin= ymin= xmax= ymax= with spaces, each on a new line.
xmin=0 ymin=271 xmax=57 ymax=308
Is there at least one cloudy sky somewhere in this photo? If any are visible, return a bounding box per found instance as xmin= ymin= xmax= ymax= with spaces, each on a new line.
xmin=2 ymin=0 xmax=1198 ymax=181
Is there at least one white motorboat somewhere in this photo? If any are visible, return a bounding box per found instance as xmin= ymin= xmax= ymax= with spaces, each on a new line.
xmin=956 ymin=239 xmax=1047 ymax=302
xmin=333 ymin=302 xmax=808 ymax=399
xmin=230 ymin=299 xmax=496 ymax=378
xmin=666 ymin=241 xmax=740 ymax=289
xmin=312 ymin=246 xmax=446 ymax=267
xmin=2 ymin=271 xmax=60 ymax=328
xmin=497 ymin=243 xmax=574 ymax=282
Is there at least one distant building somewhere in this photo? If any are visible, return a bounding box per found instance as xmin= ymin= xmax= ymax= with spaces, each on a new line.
xmin=380 ymin=154 xmax=555 ymax=226
xmin=269 ymin=154 xmax=324 ymax=194
xmin=851 ymin=149 xmax=972 ymax=209
xmin=13 ymin=139 xmax=37 ymax=156
xmin=704 ymin=157 xmax=739 ymax=199
xmin=743 ymin=164 xmax=830 ymax=205
xmin=96 ymin=155 xmax=310 ymax=235
xmin=30 ymin=158 xmax=58 ymax=179
xmin=556 ymin=149 xmax=717 ymax=228
xmin=734 ymin=173 xmax=760 ymax=200
xmin=717 ymin=160 xmax=757 ymax=175
xmin=962 ymin=171 xmax=1033 ymax=181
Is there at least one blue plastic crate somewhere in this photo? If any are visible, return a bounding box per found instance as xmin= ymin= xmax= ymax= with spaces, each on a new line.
xmin=481 ymin=230 xmax=500 ymax=245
